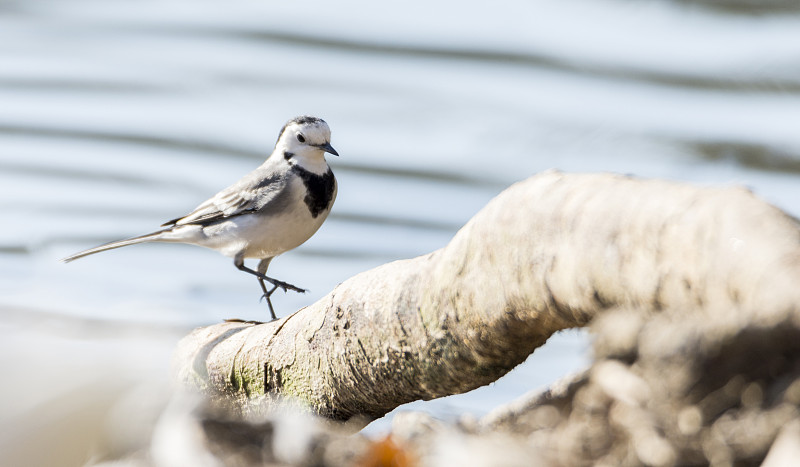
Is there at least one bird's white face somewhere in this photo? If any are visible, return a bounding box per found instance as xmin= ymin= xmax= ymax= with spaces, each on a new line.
xmin=274 ymin=117 xmax=337 ymax=174
xmin=282 ymin=122 xmax=329 ymax=154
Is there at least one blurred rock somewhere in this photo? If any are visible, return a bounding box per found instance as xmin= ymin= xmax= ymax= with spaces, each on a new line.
xmin=478 ymin=305 xmax=800 ymax=466
xmin=762 ymin=419 xmax=800 ymax=467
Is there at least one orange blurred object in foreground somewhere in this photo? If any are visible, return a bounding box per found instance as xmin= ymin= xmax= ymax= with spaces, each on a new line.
xmin=358 ymin=435 xmax=416 ymax=467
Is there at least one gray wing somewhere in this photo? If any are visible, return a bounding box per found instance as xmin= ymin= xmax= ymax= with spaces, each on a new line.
xmin=162 ymin=168 xmax=287 ymax=227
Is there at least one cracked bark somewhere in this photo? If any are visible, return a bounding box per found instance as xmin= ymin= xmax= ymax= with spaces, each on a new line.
xmin=173 ymin=171 xmax=800 ymax=420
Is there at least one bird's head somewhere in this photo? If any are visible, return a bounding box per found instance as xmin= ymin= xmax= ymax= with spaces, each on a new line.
xmin=275 ymin=116 xmax=338 ymax=172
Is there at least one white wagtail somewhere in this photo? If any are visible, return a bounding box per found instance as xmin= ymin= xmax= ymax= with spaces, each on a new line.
xmin=63 ymin=115 xmax=338 ymax=321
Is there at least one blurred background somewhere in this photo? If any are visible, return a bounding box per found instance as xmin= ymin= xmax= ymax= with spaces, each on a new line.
xmin=2 ymin=0 xmax=800 ymax=464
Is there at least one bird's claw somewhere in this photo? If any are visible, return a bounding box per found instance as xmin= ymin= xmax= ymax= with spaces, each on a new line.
xmin=224 ymin=318 xmax=265 ymax=325
xmin=271 ymin=279 xmax=306 ymax=294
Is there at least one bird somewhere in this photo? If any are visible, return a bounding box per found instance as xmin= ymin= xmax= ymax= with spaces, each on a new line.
xmin=62 ymin=115 xmax=339 ymax=321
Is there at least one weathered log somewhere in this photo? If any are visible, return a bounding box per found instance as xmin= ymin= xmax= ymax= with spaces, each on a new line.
xmin=173 ymin=171 xmax=800 ymax=420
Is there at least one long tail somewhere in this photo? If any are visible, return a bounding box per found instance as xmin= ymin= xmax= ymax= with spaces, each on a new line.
xmin=61 ymin=231 xmax=166 ymax=263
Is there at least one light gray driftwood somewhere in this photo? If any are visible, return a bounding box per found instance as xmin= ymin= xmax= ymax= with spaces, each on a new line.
xmin=173 ymin=171 xmax=800 ymax=420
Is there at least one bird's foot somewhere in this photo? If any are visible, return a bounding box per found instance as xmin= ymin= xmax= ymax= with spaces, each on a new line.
xmin=268 ymin=278 xmax=306 ymax=294
xmin=224 ymin=318 xmax=265 ymax=325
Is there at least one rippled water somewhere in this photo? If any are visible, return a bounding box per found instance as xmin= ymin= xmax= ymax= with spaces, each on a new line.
xmin=2 ymin=0 xmax=800 ymax=455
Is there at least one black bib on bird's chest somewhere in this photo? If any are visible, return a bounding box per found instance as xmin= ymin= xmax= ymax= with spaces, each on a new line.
xmin=291 ymin=165 xmax=335 ymax=218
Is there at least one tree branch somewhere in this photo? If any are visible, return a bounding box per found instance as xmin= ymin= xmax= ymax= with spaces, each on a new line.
xmin=173 ymin=171 xmax=800 ymax=420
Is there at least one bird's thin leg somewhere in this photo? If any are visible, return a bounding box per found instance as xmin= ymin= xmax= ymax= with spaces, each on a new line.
xmin=233 ymin=256 xmax=306 ymax=320
xmin=233 ymin=260 xmax=306 ymax=294
xmin=257 ymin=277 xmax=279 ymax=321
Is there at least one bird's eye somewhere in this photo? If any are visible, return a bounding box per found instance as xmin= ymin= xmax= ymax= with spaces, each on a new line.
xmin=296 ymin=134 xmax=306 ymax=143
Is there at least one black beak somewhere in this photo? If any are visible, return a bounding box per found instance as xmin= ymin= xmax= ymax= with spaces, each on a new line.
xmin=318 ymin=142 xmax=339 ymax=156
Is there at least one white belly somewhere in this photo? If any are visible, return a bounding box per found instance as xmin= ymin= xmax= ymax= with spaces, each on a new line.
xmin=233 ymin=207 xmax=331 ymax=259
